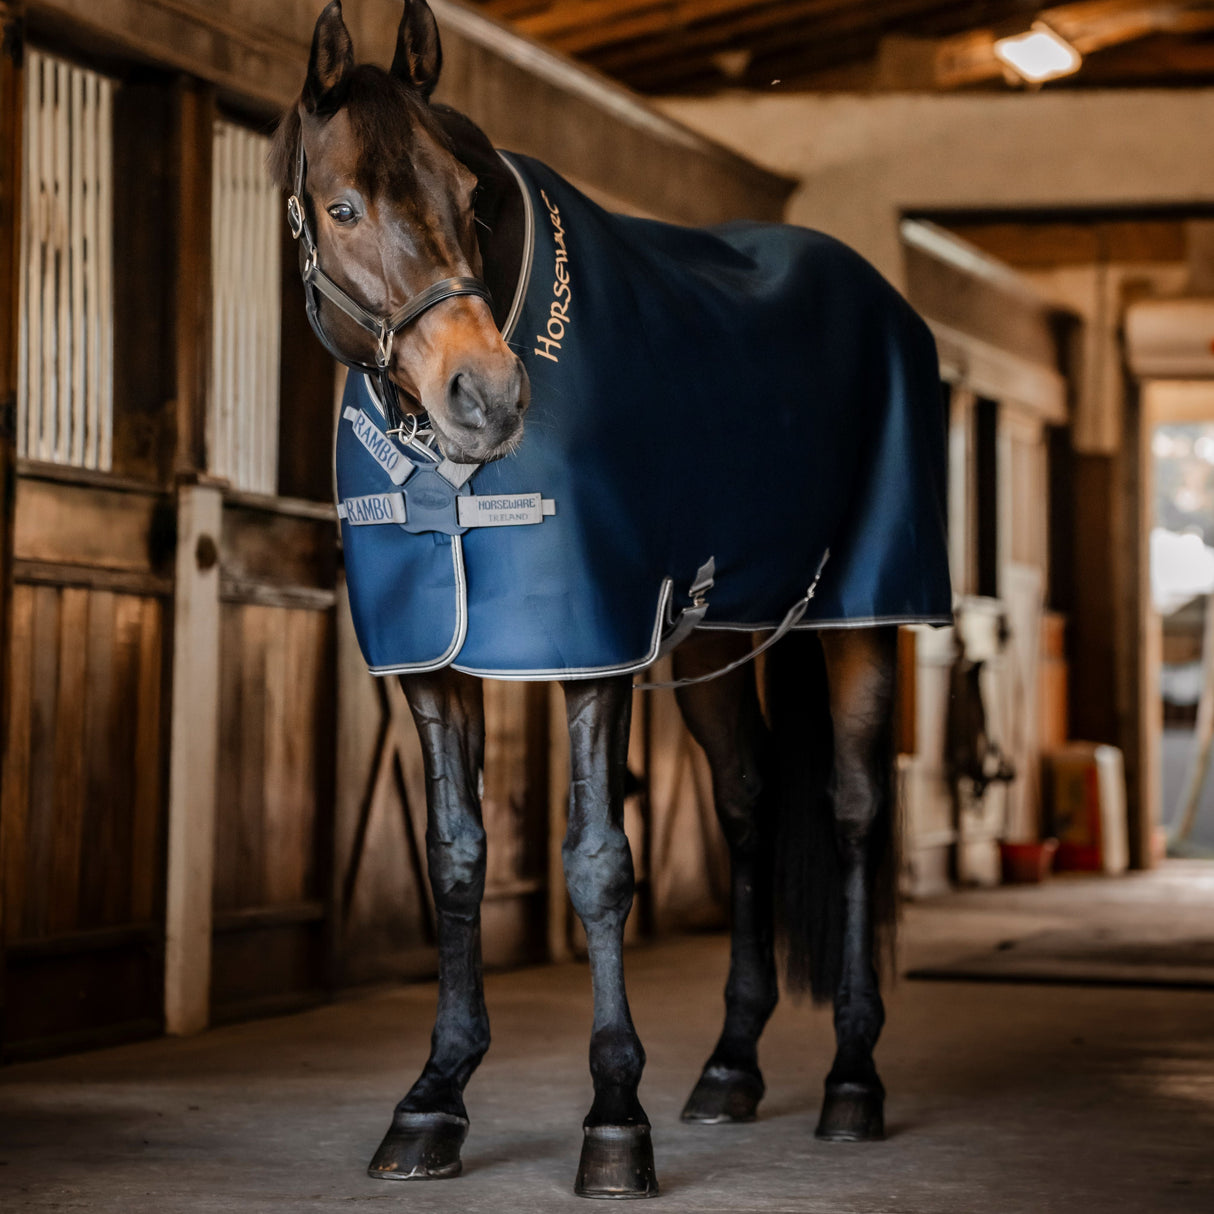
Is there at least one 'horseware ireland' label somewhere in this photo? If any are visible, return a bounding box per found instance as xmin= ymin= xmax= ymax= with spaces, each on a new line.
xmin=340 ymin=493 xmax=407 ymax=526
xmin=343 ymin=406 xmax=411 ymax=485
xmin=457 ymin=494 xmax=554 ymax=527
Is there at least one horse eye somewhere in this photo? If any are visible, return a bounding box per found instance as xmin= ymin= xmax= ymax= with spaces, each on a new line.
xmin=328 ymin=202 xmax=356 ymax=225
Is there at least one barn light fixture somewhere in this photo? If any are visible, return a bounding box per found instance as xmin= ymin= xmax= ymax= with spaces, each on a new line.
xmin=993 ymin=22 xmax=1082 ymax=84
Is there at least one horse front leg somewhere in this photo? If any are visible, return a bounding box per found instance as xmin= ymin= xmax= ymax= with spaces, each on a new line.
xmin=368 ymin=669 xmax=489 ymax=1181
xmin=562 ymin=676 xmax=659 ymax=1199
xmin=672 ymin=635 xmax=778 ymax=1124
xmin=816 ymin=627 xmax=898 ymax=1142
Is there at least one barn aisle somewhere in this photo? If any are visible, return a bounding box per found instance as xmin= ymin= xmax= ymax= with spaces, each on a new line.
xmin=2 ymin=870 xmax=1212 ymax=1214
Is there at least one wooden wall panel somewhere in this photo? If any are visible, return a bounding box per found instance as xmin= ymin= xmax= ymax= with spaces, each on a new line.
xmin=3 ymin=582 xmax=165 ymax=942
xmin=1 ymin=580 xmax=167 ymax=1058
xmin=213 ymin=602 xmax=331 ymax=914
xmin=210 ymin=598 xmax=334 ymax=1021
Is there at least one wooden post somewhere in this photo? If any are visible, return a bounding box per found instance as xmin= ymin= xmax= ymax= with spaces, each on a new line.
xmin=164 ymin=482 xmax=222 ymax=1034
xmin=173 ymin=77 xmax=213 ymax=477
xmin=163 ymin=73 xmax=219 ymax=1034
xmin=0 ymin=0 xmax=25 ymax=1049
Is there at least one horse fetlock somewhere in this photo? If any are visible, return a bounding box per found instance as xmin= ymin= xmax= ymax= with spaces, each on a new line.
xmin=589 ymin=1026 xmax=646 ymax=1090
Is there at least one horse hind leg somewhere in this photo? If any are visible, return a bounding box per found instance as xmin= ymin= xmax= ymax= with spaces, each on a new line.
xmin=562 ymin=676 xmax=659 ymax=1199
xmin=368 ymin=669 xmax=490 ymax=1182
xmin=815 ymin=626 xmax=898 ymax=1142
xmin=672 ymin=635 xmax=778 ymax=1124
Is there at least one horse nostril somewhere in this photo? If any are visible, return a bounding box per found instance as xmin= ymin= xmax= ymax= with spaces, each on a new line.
xmin=447 ymin=371 xmax=487 ymax=431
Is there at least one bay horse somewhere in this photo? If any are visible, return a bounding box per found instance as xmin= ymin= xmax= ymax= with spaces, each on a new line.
xmin=272 ymin=0 xmax=951 ymax=1197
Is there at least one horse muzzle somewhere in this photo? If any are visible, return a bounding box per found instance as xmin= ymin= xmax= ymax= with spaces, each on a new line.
xmin=430 ymin=354 xmax=530 ymax=463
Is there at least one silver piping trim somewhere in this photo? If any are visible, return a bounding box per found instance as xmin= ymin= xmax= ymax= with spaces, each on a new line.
xmin=496 ymin=153 xmax=535 ymax=345
xmin=449 ymin=579 xmax=675 ymax=682
xmin=365 ymin=536 xmax=470 ymax=676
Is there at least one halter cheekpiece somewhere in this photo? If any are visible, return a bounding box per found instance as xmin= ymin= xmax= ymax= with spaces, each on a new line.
xmin=286 ymin=137 xmax=493 ymax=441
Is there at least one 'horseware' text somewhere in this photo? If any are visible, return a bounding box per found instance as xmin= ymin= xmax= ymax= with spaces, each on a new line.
xmin=534 ymin=189 xmax=571 ymax=364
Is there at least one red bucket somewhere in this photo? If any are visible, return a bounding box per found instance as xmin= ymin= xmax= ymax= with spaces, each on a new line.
xmin=999 ymin=838 xmax=1059 ymax=884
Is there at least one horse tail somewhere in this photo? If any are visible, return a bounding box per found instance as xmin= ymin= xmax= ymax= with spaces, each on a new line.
xmin=765 ymin=632 xmax=899 ymax=1002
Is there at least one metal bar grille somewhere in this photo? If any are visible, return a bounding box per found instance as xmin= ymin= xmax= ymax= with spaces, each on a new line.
xmin=210 ymin=121 xmax=282 ymax=495
xmin=17 ymin=50 xmax=115 ymax=470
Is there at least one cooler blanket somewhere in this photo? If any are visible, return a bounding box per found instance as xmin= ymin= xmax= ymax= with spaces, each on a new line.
xmin=335 ymin=152 xmax=952 ymax=679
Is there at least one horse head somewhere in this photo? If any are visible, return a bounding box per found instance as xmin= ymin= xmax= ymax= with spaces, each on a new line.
xmin=274 ymin=0 xmax=529 ymax=463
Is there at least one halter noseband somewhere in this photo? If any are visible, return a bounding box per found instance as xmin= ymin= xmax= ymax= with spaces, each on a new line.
xmin=287 ymin=138 xmax=493 ymax=441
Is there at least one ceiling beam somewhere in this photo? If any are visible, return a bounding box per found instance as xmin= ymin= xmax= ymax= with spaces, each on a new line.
xmin=926 ymin=0 xmax=1214 ymax=88
xmin=589 ymin=0 xmax=1033 ymax=84
xmin=587 ymin=0 xmax=950 ymax=74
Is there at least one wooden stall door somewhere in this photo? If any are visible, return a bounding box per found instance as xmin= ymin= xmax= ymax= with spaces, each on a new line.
xmin=2 ymin=476 xmax=171 ymax=1060
xmin=209 ymin=495 xmax=336 ymax=1023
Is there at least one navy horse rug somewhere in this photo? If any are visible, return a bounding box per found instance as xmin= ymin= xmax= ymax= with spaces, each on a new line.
xmin=336 ymin=152 xmax=952 ymax=679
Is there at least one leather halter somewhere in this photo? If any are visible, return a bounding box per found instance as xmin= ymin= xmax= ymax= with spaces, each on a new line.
xmin=287 ymin=138 xmax=493 ymax=440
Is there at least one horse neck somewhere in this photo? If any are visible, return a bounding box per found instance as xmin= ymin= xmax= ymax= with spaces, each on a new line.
xmin=433 ymin=105 xmax=525 ymax=331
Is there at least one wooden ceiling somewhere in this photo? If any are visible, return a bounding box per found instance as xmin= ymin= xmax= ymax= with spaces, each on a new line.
xmin=464 ymin=0 xmax=1214 ymax=93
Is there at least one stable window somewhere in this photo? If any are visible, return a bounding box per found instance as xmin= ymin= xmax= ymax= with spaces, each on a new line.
xmin=17 ymin=49 xmax=115 ymax=471
xmin=209 ymin=119 xmax=281 ymax=495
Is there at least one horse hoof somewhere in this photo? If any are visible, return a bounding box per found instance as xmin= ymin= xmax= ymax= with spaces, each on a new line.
xmin=680 ymin=1065 xmax=764 ymax=1123
xmin=367 ymin=1111 xmax=468 ymax=1180
xmin=574 ymin=1124 xmax=660 ymax=1198
xmin=815 ymin=1084 xmax=885 ymax=1142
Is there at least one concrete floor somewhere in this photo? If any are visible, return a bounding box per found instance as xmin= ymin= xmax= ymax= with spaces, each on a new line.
xmin=3 ymin=868 xmax=1213 ymax=1213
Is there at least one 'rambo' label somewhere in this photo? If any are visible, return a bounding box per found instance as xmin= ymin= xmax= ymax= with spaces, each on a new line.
xmin=344 ymin=406 xmax=410 ymax=485
xmin=341 ymin=493 xmax=407 ymax=526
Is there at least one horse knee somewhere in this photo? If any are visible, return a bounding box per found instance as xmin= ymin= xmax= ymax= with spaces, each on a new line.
xmin=427 ymin=824 xmax=487 ymax=919
xmin=562 ymin=823 xmax=634 ymax=926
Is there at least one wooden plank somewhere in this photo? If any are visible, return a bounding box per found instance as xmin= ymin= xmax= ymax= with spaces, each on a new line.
xmin=106 ymin=592 xmax=145 ymax=924
xmin=2 ymin=586 xmax=34 ymax=944
xmin=235 ymin=604 xmax=268 ymax=908
xmin=0 ymin=7 xmax=24 ymax=1052
xmin=261 ymin=605 xmax=293 ymax=905
xmin=173 ymin=78 xmax=213 ymax=477
xmin=110 ymin=77 xmax=174 ymax=484
xmin=15 ymin=559 xmax=171 ymax=597
xmin=212 ymin=602 xmax=243 ymax=915
xmin=164 ymin=481 xmax=222 ymax=1035
xmin=218 ymin=578 xmax=335 ymax=612
xmin=128 ymin=597 xmax=163 ymax=923
xmin=24 ymin=584 xmax=60 ymax=939
xmin=219 ymin=500 xmax=337 ymax=592
xmin=14 ymin=477 xmax=166 ymax=573
xmin=78 ymin=587 xmax=116 ymax=927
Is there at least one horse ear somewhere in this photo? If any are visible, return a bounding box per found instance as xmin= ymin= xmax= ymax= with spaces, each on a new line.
xmin=390 ymin=0 xmax=442 ymax=100
xmin=303 ymin=0 xmax=355 ymax=116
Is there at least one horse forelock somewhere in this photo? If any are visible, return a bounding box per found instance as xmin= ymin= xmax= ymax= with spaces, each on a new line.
xmin=270 ymin=64 xmax=455 ymax=203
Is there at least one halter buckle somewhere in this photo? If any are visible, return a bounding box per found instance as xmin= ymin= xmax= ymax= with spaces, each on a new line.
xmin=387 ymin=411 xmax=421 ymax=444
xmin=287 ymin=194 xmax=304 ymax=240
